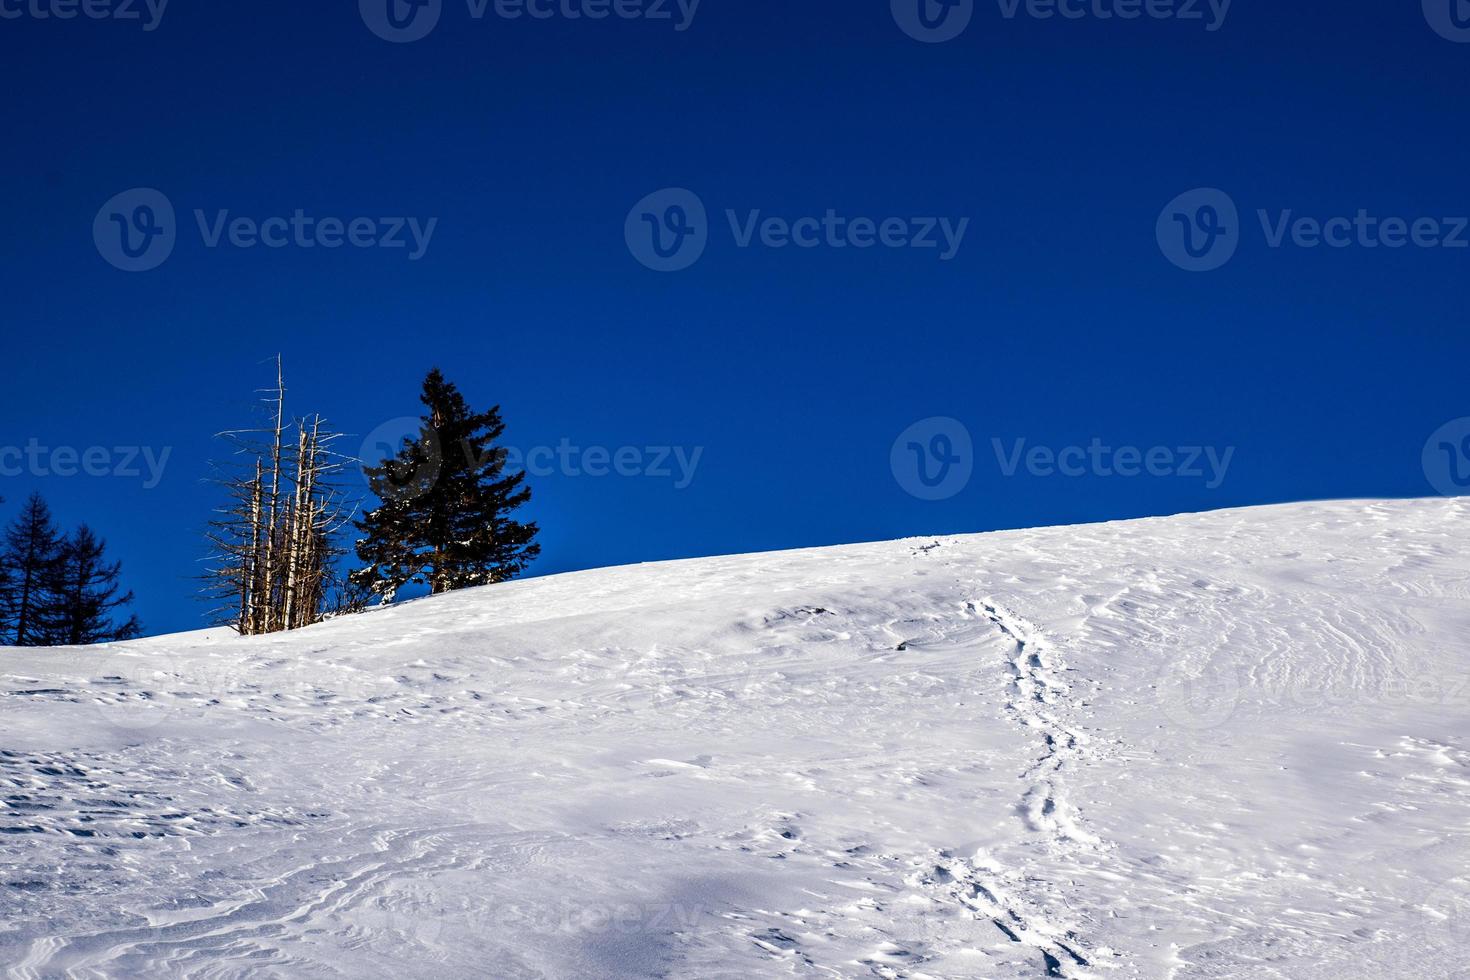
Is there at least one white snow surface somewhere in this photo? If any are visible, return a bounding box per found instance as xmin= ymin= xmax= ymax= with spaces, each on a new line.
xmin=2 ymin=499 xmax=1469 ymax=979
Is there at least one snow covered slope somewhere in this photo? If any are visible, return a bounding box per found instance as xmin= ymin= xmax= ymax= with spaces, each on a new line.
xmin=2 ymin=499 xmax=1468 ymax=979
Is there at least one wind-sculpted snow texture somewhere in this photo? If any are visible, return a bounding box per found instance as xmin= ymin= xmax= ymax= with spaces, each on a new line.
xmin=2 ymin=499 xmax=1468 ymax=978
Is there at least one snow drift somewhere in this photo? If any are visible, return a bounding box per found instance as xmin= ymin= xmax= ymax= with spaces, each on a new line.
xmin=2 ymin=498 xmax=1468 ymax=979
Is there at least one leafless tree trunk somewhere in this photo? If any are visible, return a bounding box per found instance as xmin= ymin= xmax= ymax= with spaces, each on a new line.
xmin=202 ymin=360 xmax=356 ymax=636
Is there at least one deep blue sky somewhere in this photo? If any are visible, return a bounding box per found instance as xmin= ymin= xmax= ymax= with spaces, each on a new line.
xmin=3 ymin=0 xmax=1468 ymax=636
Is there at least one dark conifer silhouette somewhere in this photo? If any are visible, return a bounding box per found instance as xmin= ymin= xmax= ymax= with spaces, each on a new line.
xmin=1 ymin=493 xmax=65 ymax=647
xmin=0 ymin=495 xmax=12 ymax=643
xmin=352 ymin=369 xmax=539 ymax=602
xmin=44 ymin=525 xmax=142 ymax=645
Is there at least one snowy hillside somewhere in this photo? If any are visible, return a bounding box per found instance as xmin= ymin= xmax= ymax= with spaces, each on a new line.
xmin=2 ymin=499 xmax=1468 ymax=979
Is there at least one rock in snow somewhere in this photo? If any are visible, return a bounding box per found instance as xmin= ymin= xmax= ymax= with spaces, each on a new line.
xmin=2 ymin=498 xmax=1468 ymax=978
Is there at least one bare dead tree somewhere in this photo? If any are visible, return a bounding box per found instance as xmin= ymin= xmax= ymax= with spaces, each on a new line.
xmin=202 ymin=359 xmax=356 ymax=635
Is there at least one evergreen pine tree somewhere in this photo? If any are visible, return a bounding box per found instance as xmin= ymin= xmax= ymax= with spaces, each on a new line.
xmin=0 ymin=495 xmax=13 ymax=644
xmin=1 ymin=493 xmax=64 ymax=647
xmin=44 ymin=525 xmax=142 ymax=646
xmin=352 ymin=369 xmax=539 ymax=601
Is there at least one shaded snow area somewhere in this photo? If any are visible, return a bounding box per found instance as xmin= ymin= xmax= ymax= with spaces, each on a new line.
xmin=3 ymin=499 xmax=1469 ymax=979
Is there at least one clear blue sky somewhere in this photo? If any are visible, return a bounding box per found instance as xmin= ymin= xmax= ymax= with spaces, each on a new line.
xmin=3 ymin=0 xmax=1468 ymax=636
